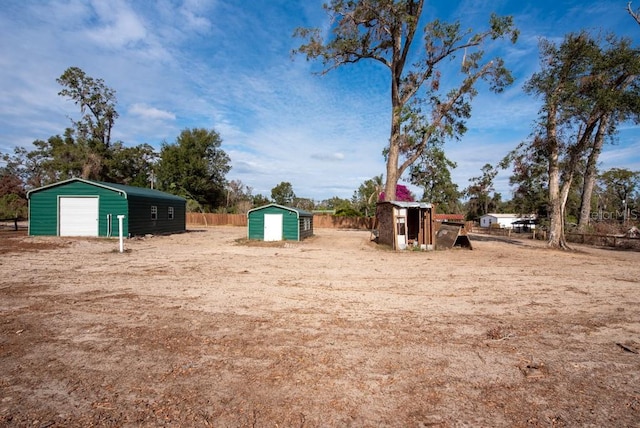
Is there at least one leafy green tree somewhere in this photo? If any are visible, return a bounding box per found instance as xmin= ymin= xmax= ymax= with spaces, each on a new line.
xmin=525 ymin=33 xmax=598 ymax=248
xmin=319 ymin=196 xmax=349 ymax=211
xmin=1 ymin=147 xmax=43 ymax=190
xmin=56 ymin=67 xmax=119 ymax=180
xmin=410 ymin=145 xmax=461 ymax=213
xmin=28 ymin=130 xmax=96 ymax=183
xmin=224 ymin=179 xmax=254 ymax=213
xmin=598 ymin=168 xmax=640 ymax=220
xmin=501 ymin=137 xmax=549 ymax=217
xmin=294 ymin=0 xmax=518 ymax=201
xmin=525 ymin=32 xmax=640 ymax=247
xmin=335 ymin=204 xmax=361 ymax=217
xmin=108 ymin=143 xmax=158 ymax=187
xmin=271 ymin=182 xmax=295 ymax=205
xmin=352 ymin=175 xmax=383 ymax=217
xmin=4 ymin=132 xmax=155 ymax=189
xmin=293 ymin=197 xmax=315 ymax=211
xmin=2 ymin=67 xmax=159 ymax=192
xmin=0 ymin=165 xmax=27 ymax=219
xmin=57 ymin=67 xmax=118 ymax=153
xmin=574 ymin=36 xmax=640 ymax=231
xmin=252 ymin=194 xmax=271 ymax=208
xmin=464 ymin=163 xmax=498 ymax=219
xmin=316 ymin=197 xmax=359 ymax=216
xmin=156 ymin=128 xmax=231 ymax=211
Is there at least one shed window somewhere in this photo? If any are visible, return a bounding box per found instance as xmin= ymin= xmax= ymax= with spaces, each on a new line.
xmin=151 ymin=205 xmax=158 ymax=220
xmin=303 ymin=218 xmax=311 ymax=231
xmin=168 ymin=206 xmax=174 ymax=220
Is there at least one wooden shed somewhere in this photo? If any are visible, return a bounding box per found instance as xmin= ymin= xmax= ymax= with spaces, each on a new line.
xmin=247 ymin=204 xmax=313 ymax=241
xmin=375 ymin=201 xmax=436 ymax=250
xmin=27 ymin=178 xmax=186 ymax=237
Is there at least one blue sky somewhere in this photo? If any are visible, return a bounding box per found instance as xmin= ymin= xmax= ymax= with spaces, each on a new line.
xmin=0 ymin=0 xmax=638 ymax=202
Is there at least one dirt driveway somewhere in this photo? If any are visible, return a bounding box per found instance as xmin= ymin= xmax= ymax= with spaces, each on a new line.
xmin=1 ymin=226 xmax=639 ymax=427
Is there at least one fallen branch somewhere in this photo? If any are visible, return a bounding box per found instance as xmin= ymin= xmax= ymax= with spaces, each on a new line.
xmin=616 ymin=342 xmax=639 ymax=354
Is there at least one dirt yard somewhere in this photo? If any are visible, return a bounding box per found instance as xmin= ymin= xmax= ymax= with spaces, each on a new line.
xmin=1 ymin=226 xmax=639 ymax=427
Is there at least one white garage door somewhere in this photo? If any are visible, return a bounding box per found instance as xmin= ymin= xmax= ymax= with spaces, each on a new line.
xmin=59 ymin=197 xmax=99 ymax=236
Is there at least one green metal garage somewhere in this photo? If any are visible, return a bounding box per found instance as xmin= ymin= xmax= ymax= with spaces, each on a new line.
xmin=247 ymin=204 xmax=313 ymax=241
xmin=27 ymin=178 xmax=186 ymax=237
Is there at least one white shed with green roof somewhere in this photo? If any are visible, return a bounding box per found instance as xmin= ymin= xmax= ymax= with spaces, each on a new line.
xmin=247 ymin=203 xmax=313 ymax=241
xmin=27 ymin=178 xmax=186 ymax=237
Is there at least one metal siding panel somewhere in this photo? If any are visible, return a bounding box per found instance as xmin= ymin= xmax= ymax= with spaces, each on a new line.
xmin=248 ymin=205 xmax=302 ymax=240
xmin=126 ymin=196 xmax=150 ymax=235
xmin=28 ymin=191 xmax=57 ymax=236
xmin=29 ymin=181 xmax=125 ymax=236
xmin=248 ymin=210 xmax=265 ymax=240
xmin=174 ymin=203 xmax=187 ymax=234
xmin=99 ymin=191 xmax=128 ymax=237
xmin=282 ymin=210 xmax=298 ymax=241
xmin=299 ymin=215 xmax=313 ymax=240
xmin=127 ymin=196 xmax=186 ymax=236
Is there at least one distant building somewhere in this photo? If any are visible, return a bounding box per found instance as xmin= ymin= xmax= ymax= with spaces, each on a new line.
xmin=434 ymin=213 xmax=465 ymax=223
xmin=480 ymin=213 xmax=536 ymax=229
xmin=247 ymin=204 xmax=313 ymax=241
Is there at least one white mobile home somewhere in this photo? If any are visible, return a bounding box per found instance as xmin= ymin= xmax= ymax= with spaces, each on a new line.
xmin=480 ymin=213 xmax=536 ymax=229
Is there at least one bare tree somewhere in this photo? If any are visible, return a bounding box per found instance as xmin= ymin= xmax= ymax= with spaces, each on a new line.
xmin=628 ymin=1 xmax=640 ymax=25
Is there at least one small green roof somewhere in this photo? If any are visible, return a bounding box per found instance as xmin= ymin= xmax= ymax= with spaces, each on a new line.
xmin=247 ymin=203 xmax=313 ymax=217
xmin=27 ymin=178 xmax=186 ymax=202
xmin=94 ymin=181 xmax=186 ymax=201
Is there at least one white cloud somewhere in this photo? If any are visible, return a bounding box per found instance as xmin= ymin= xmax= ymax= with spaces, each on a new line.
xmin=311 ymin=152 xmax=345 ymax=161
xmin=179 ymin=0 xmax=216 ymax=33
xmin=129 ymin=103 xmax=176 ymax=121
xmin=85 ymin=0 xmax=148 ymax=49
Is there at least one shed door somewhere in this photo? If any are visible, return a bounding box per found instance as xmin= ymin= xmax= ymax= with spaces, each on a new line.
xmin=264 ymin=213 xmax=283 ymax=241
xmin=59 ymin=197 xmax=99 ymax=236
xmin=396 ymin=216 xmax=407 ymax=249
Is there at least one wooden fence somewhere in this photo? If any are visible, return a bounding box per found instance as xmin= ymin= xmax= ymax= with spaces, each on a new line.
xmin=470 ymin=226 xmax=640 ymax=250
xmin=186 ymin=213 xmax=247 ymax=227
xmin=186 ymin=213 xmax=472 ymax=230
xmin=313 ymin=215 xmax=374 ymax=229
xmin=186 ymin=213 xmax=374 ymax=229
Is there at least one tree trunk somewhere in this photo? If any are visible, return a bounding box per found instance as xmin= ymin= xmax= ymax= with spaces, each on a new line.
xmin=577 ymin=115 xmax=609 ymax=232
xmin=546 ymin=109 xmax=568 ymax=249
xmin=557 ymin=171 xmax=575 ymax=249
xmin=384 ymin=135 xmax=400 ymax=201
xmin=548 ymin=152 xmax=565 ymax=248
xmin=384 ymin=55 xmax=403 ymax=201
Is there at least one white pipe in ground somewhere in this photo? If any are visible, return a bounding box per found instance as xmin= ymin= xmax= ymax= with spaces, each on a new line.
xmin=117 ymin=215 xmax=125 ymax=253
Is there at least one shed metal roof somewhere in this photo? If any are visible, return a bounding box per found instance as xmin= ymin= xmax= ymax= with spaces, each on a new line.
xmin=27 ymin=178 xmax=186 ymax=202
xmin=378 ymin=201 xmax=433 ymax=209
